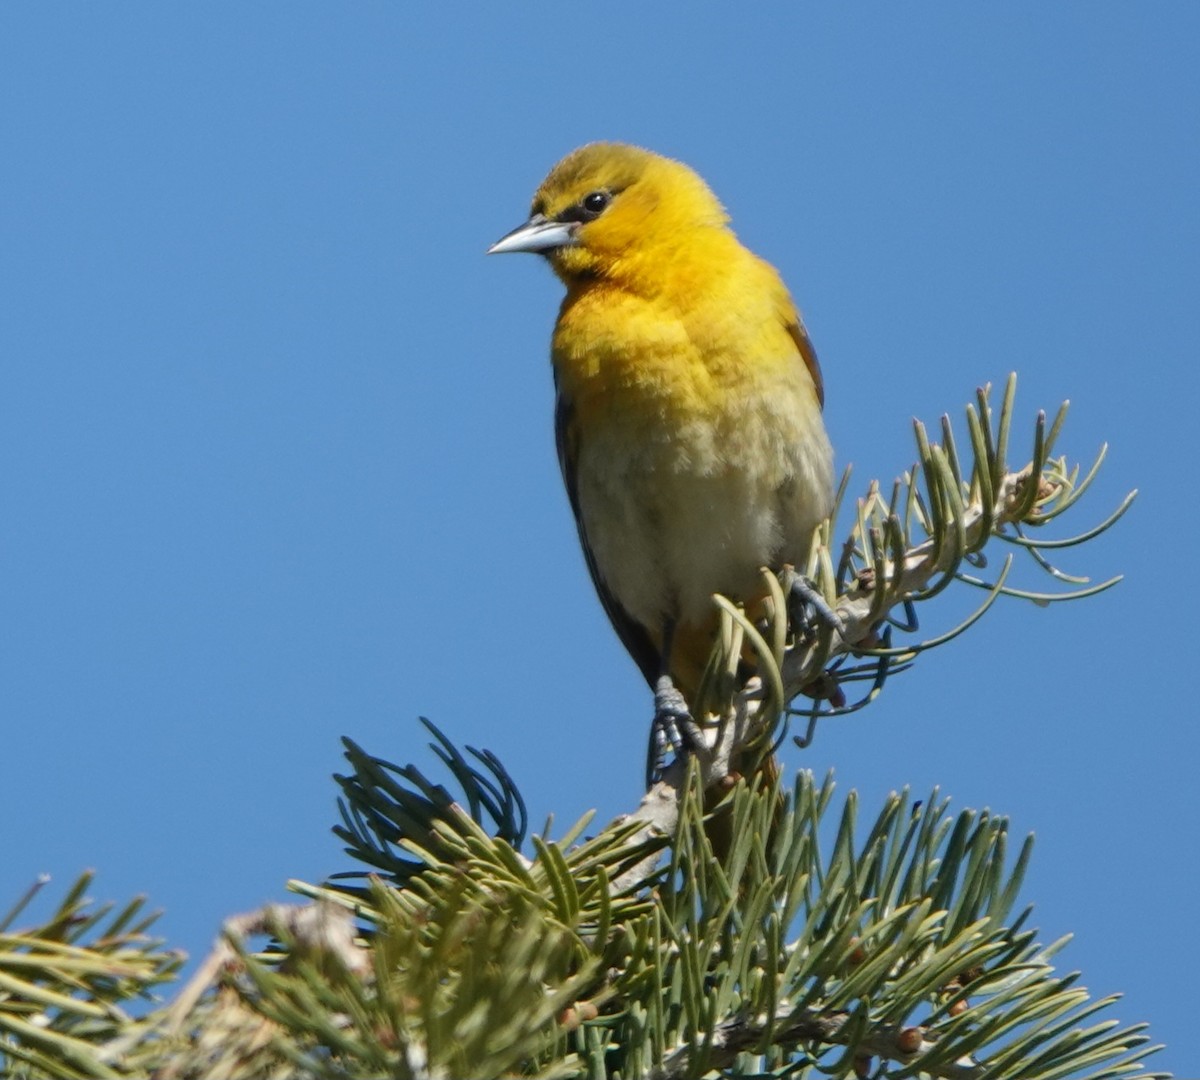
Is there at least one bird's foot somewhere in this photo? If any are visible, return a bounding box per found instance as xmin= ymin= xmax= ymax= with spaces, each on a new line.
xmin=788 ymin=574 xmax=846 ymax=639
xmin=646 ymin=674 xmax=695 ymax=786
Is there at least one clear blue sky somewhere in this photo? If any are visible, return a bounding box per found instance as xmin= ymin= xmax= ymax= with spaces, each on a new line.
xmin=2 ymin=4 xmax=1196 ymax=1072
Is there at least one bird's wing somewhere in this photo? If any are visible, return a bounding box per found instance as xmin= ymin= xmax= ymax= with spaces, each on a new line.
xmin=778 ymin=290 xmax=825 ymax=409
xmin=554 ymin=388 xmax=662 ymax=687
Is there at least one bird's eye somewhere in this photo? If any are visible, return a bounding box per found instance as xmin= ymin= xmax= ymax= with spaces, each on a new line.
xmin=554 ymin=189 xmax=614 ymax=225
xmin=582 ymin=190 xmax=610 ymax=215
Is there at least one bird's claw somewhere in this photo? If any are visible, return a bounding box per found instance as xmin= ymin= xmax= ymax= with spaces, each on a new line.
xmin=788 ymin=574 xmax=846 ymax=639
xmin=646 ymin=675 xmax=694 ymax=786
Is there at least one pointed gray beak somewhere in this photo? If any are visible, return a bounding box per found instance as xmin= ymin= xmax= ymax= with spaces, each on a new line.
xmin=487 ymin=214 xmax=579 ymax=255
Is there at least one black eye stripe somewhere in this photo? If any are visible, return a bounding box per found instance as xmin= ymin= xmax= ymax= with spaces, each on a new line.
xmin=555 ymin=188 xmax=614 ymax=224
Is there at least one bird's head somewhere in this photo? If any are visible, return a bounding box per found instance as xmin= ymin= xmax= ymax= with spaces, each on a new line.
xmin=488 ymin=142 xmax=729 ymax=286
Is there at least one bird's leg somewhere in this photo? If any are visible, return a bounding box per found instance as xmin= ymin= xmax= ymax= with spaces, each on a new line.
xmin=647 ymin=674 xmax=692 ymax=783
xmin=646 ymin=620 xmax=695 ymax=786
xmin=787 ymin=574 xmax=846 ymax=640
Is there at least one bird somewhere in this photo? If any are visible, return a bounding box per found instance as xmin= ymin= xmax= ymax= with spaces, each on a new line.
xmin=489 ymin=142 xmax=834 ymax=782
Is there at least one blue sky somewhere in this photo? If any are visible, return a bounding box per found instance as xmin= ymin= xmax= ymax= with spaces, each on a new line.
xmin=2 ymin=4 xmax=1196 ymax=1071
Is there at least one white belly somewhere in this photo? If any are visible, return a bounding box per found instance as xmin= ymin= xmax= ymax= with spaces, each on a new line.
xmin=573 ymin=382 xmax=834 ymax=632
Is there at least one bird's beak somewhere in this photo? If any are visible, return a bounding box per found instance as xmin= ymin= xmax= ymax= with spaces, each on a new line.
xmin=487 ymin=214 xmax=578 ymax=255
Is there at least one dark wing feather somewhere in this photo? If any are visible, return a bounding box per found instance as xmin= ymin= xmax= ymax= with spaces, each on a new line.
xmin=554 ymin=389 xmax=662 ymax=687
xmin=786 ymin=315 xmax=824 ymax=409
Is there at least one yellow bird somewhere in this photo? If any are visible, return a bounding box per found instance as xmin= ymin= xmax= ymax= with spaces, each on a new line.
xmin=490 ymin=143 xmax=834 ymax=780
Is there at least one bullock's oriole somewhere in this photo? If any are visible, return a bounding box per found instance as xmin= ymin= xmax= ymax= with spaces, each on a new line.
xmin=490 ymin=143 xmax=834 ymax=781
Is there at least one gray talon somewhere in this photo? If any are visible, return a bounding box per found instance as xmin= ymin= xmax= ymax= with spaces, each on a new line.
xmin=647 ymin=675 xmax=694 ymax=785
xmin=789 ymin=575 xmax=846 ymax=637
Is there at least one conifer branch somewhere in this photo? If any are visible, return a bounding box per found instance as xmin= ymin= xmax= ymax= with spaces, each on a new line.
xmin=628 ymin=375 xmax=1134 ymax=843
xmin=0 ymin=376 xmax=1159 ymax=1079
